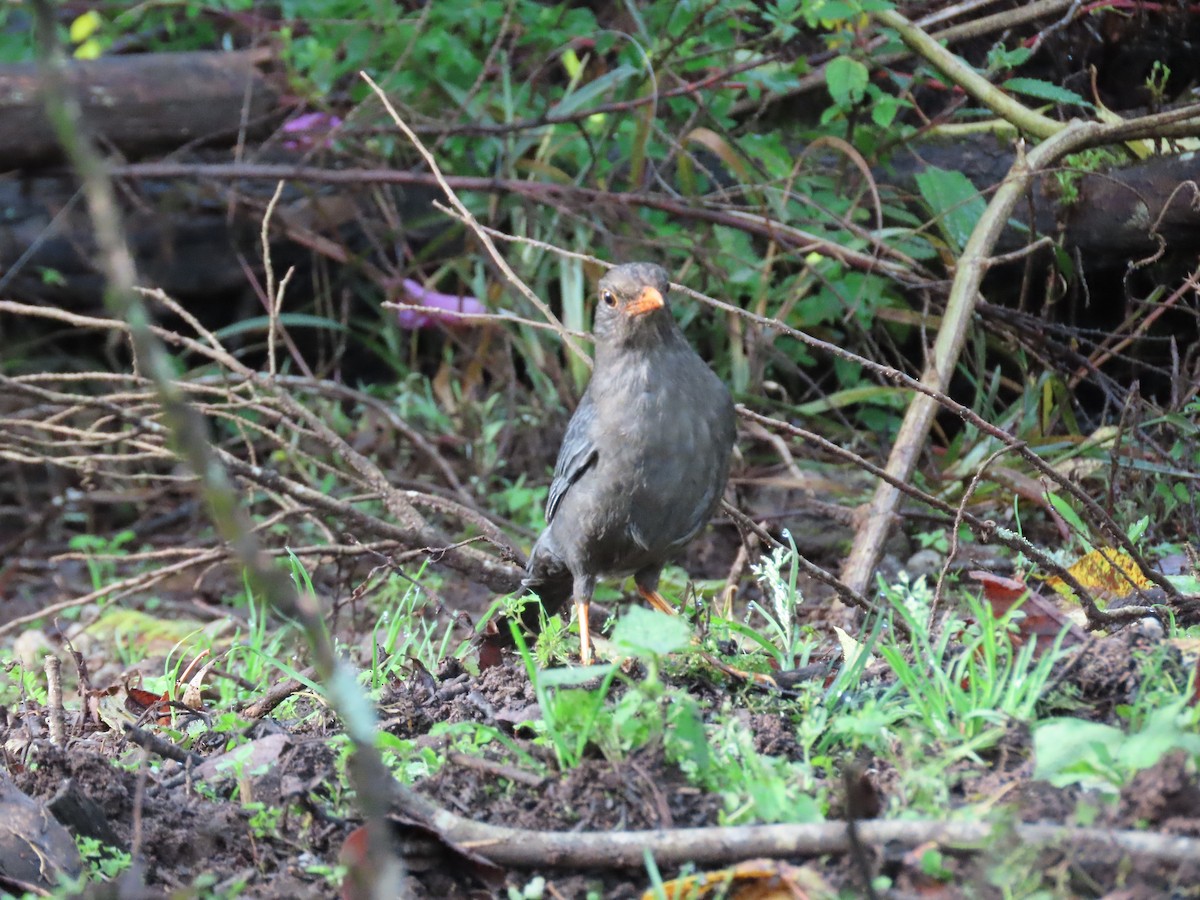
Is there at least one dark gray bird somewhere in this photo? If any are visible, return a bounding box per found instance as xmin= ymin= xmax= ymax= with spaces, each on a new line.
xmin=521 ymin=262 xmax=736 ymax=664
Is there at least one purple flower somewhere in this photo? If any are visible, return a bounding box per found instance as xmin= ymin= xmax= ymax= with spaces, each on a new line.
xmin=281 ymin=112 xmax=344 ymax=151
xmin=394 ymin=278 xmax=486 ymax=329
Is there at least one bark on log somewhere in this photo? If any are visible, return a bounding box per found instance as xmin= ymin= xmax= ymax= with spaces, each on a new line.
xmin=889 ymin=140 xmax=1200 ymax=261
xmin=0 ymin=49 xmax=279 ymax=168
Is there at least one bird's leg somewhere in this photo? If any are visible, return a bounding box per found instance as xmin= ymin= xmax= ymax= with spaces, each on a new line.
xmin=574 ymin=575 xmax=597 ymax=665
xmin=577 ymin=599 xmax=593 ymax=665
xmin=636 ymin=583 xmax=678 ymax=616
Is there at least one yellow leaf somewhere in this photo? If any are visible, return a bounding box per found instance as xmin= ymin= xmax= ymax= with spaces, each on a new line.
xmin=834 ymin=625 xmax=873 ymax=670
xmin=1046 ymin=548 xmax=1152 ymax=602
xmin=648 ymin=857 xmax=830 ymax=899
xmin=74 ymin=38 xmax=104 ymax=60
xmin=561 ymin=48 xmax=582 ymax=80
xmin=69 ymin=10 xmax=103 ymax=43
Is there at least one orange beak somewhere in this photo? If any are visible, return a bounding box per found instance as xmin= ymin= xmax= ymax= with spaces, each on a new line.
xmin=624 ymin=286 xmax=665 ymax=317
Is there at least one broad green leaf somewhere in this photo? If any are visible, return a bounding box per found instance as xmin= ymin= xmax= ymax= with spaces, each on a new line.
xmin=1119 ymin=701 xmax=1200 ymax=770
xmin=914 ymin=166 xmax=986 ymax=252
xmin=1034 ymin=702 xmax=1200 ymax=793
xmin=1032 ymin=718 xmax=1123 ymax=790
xmin=825 ymin=56 xmax=868 ymax=108
xmin=871 ymin=94 xmax=900 ymax=127
xmin=819 ymin=1 xmax=858 ymax=21
xmin=611 ymin=606 xmax=691 ymax=658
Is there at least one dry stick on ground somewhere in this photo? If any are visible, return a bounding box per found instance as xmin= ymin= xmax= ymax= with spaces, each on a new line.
xmin=842 ymin=7 xmax=1200 ymax=603
xmin=241 ymin=669 xmax=317 ymax=720
xmin=28 ymin=4 xmax=405 ymax=896
xmin=389 ymin=779 xmax=1200 ymax=870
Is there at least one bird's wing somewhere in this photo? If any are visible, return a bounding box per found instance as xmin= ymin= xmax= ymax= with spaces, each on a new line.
xmin=544 ymin=399 xmax=598 ymax=524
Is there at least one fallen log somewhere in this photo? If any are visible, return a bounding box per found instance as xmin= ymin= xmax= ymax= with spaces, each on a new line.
xmin=0 ymin=49 xmax=279 ymax=168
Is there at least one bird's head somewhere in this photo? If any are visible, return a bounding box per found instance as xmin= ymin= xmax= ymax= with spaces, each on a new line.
xmin=593 ymin=262 xmax=674 ymax=347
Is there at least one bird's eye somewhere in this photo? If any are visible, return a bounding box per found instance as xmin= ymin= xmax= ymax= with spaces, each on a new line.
xmin=601 ymin=290 xmax=616 ymax=307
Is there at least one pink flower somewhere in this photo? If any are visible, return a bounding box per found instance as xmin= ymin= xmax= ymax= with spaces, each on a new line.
xmin=394 ymin=278 xmax=486 ymax=329
xmin=281 ymin=112 xmax=343 ymax=151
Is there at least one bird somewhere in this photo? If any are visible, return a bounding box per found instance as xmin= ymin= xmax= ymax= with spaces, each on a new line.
xmin=521 ymin=262 xmax=736 ymax=664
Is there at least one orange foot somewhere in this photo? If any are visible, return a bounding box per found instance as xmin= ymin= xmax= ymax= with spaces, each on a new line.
xmin=576 ymin=599 xmax=593 ymax=665
xmin=636 ymin=584 xmax=678 ymax=616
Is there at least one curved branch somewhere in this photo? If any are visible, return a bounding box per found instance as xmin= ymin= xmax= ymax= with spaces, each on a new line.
xmin=874 ymin=7 xmax=1062 ymax=139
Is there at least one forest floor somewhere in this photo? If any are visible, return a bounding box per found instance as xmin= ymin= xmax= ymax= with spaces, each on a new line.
xmin=3 ymin=498 xmax=1198 ymax=899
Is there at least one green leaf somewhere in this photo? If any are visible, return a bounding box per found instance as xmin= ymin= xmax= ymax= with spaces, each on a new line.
xmin=1119 ymin=701 xmax=1200 ymax=770
xmin=819 ymin=1 xmax=858 ymax=21
xmin=1126 ymin=515 xmax=1150 ymax=544
xmin=987 ymin=45 xmax=1032 ymax=72
xmin=1032 ymin=718 xmax=1123 ymax=790
xmin=211 ymin=313 xmax=350 ymax=341
xmin=871 ymin=94 xmax=900 ymax=127
xmin=1002 ymin=77 xmax=1092 ymax=109
xmin=538 ymin=663 xmax=617 ymax=689
xmin=914 ymin=166 xmax=986 ymax=253
xmin=1034 ymin=702 xmax=1200 ymax=793
xmin=796 ymin=384 xmax=908 ymax=416
xmin=548 ymin=64 xmax=639 ymax=118
xmin=664 ymin=698 xmax=710 ymax=773
xmin=1044 ymin=491 xmax=1089 ymax=539
xmin=825 ymin=56 xmax=868 ymax=108
xmin=610 ymin=606 xmax=691 ymax=658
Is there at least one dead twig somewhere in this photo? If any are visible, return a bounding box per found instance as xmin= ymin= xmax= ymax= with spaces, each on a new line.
xmin=446 ymin=752 xmax=546 ymax=789
xmin=241 ymin=670 xmax=315 ymax=720
xmin=391 ymin=779 xmax=1200 ymax=870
